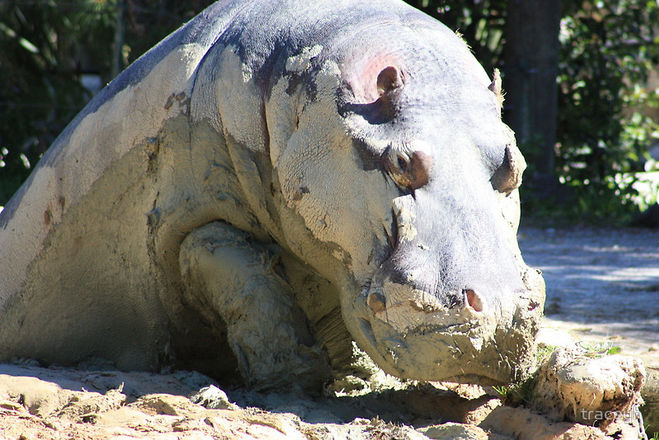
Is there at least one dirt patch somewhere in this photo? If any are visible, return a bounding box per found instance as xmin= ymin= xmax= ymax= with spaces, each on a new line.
xmin=0 ymin=357 xmax=644 ymax=439
xmin=518 ymin=226 xmax=658 ymax=345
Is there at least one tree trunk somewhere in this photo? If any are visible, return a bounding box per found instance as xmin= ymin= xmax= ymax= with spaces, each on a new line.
xmin=112 ymin=0 xmax=126 ymax=79
xmin=503 ymin=0 xmax=562 ymax=187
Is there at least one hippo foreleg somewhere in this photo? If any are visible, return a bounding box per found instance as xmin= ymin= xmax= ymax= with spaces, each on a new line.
xmin=179 ymin=222 xmax=331 ymax=391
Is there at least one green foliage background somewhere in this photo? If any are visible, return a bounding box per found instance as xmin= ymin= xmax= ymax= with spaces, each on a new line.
xmin=0 ymin=0 xmax=657 ymax=222
xmin=0 ymin=0 xmax=213 ymax=203
xmin=0 ymin=0 xmax=113 ymax=202
xmin=555 ymin=1 xmax=658 ymax=219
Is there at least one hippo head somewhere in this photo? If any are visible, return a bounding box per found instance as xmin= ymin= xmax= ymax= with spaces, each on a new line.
xmin=270 ymin=11 xmax=545 ymax=385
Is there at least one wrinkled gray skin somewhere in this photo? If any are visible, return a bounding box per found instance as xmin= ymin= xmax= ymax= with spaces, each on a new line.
xmin=0 ymin=0 xmax=545 ymax=390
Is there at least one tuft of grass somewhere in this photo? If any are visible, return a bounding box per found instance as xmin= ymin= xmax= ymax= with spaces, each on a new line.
xmin=536 ymin=344 xmax=558 ymax=363
xmin=577 ymin=341 xmax=622 ymax=358
xmin=491 ymin=344 xmax=558 ymax=407
xmin=492 ymin=376 xmax=538 ymax=407
xmin=605 ymin=346 xmax=622 ymax=355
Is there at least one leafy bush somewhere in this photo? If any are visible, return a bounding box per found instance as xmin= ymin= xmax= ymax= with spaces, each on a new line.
xmin=552 ymin=0 xmax=658 ymax=221
xmin=0 ymin=0 xmax=212 ymax=205
xmin=0 ymin=0 xmax=115 ymax=203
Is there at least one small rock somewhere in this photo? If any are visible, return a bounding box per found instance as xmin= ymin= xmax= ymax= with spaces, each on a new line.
xmin=56 ymin=388 xmax=125 ymax=422
xmin=0 ymin=374 xmax=75 ymax=417
xmin=533 ymin=346 xmax=645 ymax=430
xmin=418 ymin=422 xmax=488 ymax=440
xmin=190 ymin=385 xmax=237 ymax=410
xmin=132 ymin=393 xmax=194 ymax=416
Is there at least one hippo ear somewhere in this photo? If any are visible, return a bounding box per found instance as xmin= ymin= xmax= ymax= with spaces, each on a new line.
xmin=491 ymin=145 xmax=527 ymax=194
xmin=488 ymin=68 xmax=504 ymax=113
xmin=370 ymin=66 xmax=404 ymax=122
xmin=377 ymin=66 xmax=404 ymax=96
xmin=342 ymin=65 xmax=404 ymax=124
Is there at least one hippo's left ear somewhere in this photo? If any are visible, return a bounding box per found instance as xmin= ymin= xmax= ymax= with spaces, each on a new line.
xmin=488 ymin=68 xmax=504 ymax=115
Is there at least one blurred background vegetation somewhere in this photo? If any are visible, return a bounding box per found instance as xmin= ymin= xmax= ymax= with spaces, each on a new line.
xmin=0 ymin=0 xmax=657 ymax=224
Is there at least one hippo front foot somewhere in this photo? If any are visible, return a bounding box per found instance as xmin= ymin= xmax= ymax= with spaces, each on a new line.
xmin=179 ymin=222 xmax=332 ymax=392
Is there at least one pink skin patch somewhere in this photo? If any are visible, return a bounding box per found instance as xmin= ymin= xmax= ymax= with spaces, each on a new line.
xmin=346 ymin=54 xmax=406 ymax=103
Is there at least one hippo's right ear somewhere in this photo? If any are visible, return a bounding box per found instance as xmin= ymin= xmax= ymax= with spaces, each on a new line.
xmin=377 ymin=66 xmax=404 ymax=96
xmin=371 ymin=66 xmax=405 ymax=122
xmin=340 ymin=63 xmax=405 ymax=124
xmin=369 ymin=67 xmax=404 ymax=123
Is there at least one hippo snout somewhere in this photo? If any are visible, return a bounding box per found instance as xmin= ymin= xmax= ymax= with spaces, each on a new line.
xmin=354 ymin=274 xmax=536 ymax=383
xmin=348 ymin=184 xmax=538 ymax=384
xmin=361 ymin=256 xmax=508 ymax=344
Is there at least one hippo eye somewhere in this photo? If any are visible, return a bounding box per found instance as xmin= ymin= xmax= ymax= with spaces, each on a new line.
xmin=397 ymin=155 xmax=408 ymax=172
xmin=383 ymin=148 xmax=432 ymax=191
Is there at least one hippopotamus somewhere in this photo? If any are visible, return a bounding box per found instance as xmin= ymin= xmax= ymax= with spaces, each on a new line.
xmin=0 ymin=0 xmax=545 ymax=390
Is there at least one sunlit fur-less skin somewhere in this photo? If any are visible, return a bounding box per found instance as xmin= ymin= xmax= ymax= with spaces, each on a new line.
xmin=0 ymin=0 xmax=544 ymax=388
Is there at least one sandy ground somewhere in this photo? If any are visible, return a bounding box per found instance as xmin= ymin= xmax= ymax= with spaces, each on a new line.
xmin=518 ymin=226 xmax=658 ymax=362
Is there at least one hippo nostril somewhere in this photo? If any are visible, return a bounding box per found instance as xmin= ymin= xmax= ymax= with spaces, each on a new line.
xmin=464 ymin=289 xmax=483 ymax=312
